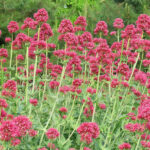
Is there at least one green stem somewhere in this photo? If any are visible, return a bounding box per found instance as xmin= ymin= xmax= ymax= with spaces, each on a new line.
xmin=25 ymin=46 xmax=29 ymax=105
xmin=9 ymin=33 xmax=13 ymax=77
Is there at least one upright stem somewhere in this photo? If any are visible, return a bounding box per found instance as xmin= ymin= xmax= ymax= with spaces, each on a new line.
xmin=9 ymin=33 xmax=13 ymax=77
xmin=0 ymin=60 xmax=3 ymax=85
xmin=25 ymin=47 xmax=29 ymax=105
xmin=32 ymin=54 xmax=38 ymax=93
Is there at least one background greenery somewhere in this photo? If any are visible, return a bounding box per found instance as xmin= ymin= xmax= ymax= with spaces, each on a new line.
xmin=0 ymin=0 xmax=150 ymax=45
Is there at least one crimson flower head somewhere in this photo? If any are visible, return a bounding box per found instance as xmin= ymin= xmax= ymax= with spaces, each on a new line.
xmin=94 ymin=21 xmax=108 ymax=36
xmin=21 ymin=17 xmax=38 ymax=30
xmin=7 ymin=21 xmax=19 ymax=33
xmin=33 ymin=23 xmax=53 ymax=41
xmin=29 ymin=99 xmax=38 ymax=106
xmin=0 ymin=99 xmax=8 ymax=108
xmin=99 ymin=103 xmax=106 ymax=109
xmin=113 ymin=18 xmax=124 ymax=29
xmin=59 ymin=107 xmax=68 ymax=113
xmin=13 ymin=115 xmax=32 ymax=137
xmin=84 ymin=147 xmax=91 ymax=150
xmin=0 ymin=120 xmax=17 ymax=141
xmin=5 ymin=37 xmax=11 ymax=43
xmin=74 ymin=16 xmax=87 ymax=27
xmin=49 ymin=81 xmax=60 ymax=89
xmin=46 ymin=128 xmax=59 ymax=140
xmin=58 ymin=19 xmax=74 ymax=34
xmin=2 ymin=80 xmax=17 ymax=98
xmin=74 ymin=16 xmax=87 ymax=31
xmin=38 ymin=148 xmax=47 ymax=150
xmin=0 ymin=48 xmax=8 ymax=58
xmin=118 ymin=143 xmax=131 ymax=150
xmin=77 ymin=122 xmax=100 ymax=144
xmin=11 ymin=138 xmax=21 ymax=146
xmin=16 ymin=54 xmax=24 ymax=61
xmin=28 ymin=129 xmax=38 ymax=137
xmin=136 ymin=14 xmax=150 ymax=35
xmin=34 ymin=8 xmax=48 ymax=23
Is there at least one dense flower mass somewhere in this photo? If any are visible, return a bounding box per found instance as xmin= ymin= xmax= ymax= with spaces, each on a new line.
xmin=0 ymin=116 xmax=32 ymax=143
xmin=1 ymin=8 xmax=150 ymax=149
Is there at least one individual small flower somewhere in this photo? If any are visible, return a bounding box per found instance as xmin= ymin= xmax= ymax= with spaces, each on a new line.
xmin=16 ymin=54 xmax=24 ymax=61
xmin=59 ymin=107 xmax=68 ymax=113
xmin=28 ymin=129 xmax=38 ymax=137
xmin=5 ymin=37 xmax=11 ymax=43
xmin=0 ymin=48 xmax=8 ymax=58
xmin=7 ymin=21 xmax=19 ymax=33
xmin=11 ymin=139 xmax=21 ymax=146
xmin=49 ymin=81 xmax=59 ymax=89
xmin=73 ymin=79 xmax=82 ymax=87
xmin=84 ymin=147 xmax=91 ymax=150
xmin=0 ymin=30 xmax=1 ymax=37
xmin=38 ymin=148 xmax=47 ymax=150
xmin=113 ymin=18 xmax=124 ymax=29
xmin=34 ymin=8 xmax=48 ymax=23
xmin=0 ymin=99 xmax=8 ymax=108
xmin=118 ymin=143 xmax=131 ymax=149
xmin=99 ymin=103 xmax=106 ymax=109
xmin=62 ymin=115 xmax=67 ymax=119
xmin=46 ymin=128 xmax=59 ymax=140
xmin=29 ymin=99 xmax=38 ymax=106
xmin=111 ymin=78 xmax=119 ymax=88
xmin=110 ymin=31 xmax=116 ymax=35
xmin=47 ymin=143 xmax=55 ymax=149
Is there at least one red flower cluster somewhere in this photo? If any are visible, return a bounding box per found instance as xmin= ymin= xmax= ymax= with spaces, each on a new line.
xmin=125 ymin=123 xmax=144 ymax=132
xmin=2 ymin=80 xmax=17 ymax=98
xmin=0 ymin=48 xmax=8 ymax=58
xmin=0 ymin=99 xmax=8 ymax=108
xmin=118 ymin=143 xmax=131 ymax=149
xmin=0 ymin=115 xmax=32 ymax=146
xmin=94 ymin=21 xmax=108 ymax=36
xmin=21 ymin=17 xmax=38 ymax=30
xmin=113 ymin=18 xmax=124 ymax=29
xmin=74 ymin=16 xmax=87 ymax=32
xmin=34 ymin=8 xmax=48 ymax=23
xmin=29 ymin=98 xmax=38 ymax=106
xmin=7 ymin=21 xmax=19 ymax=33
xmin=77 ymin=122 xmax=100 ymax=144
xmin=46 ymin=128 xmax=59 ymax=140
